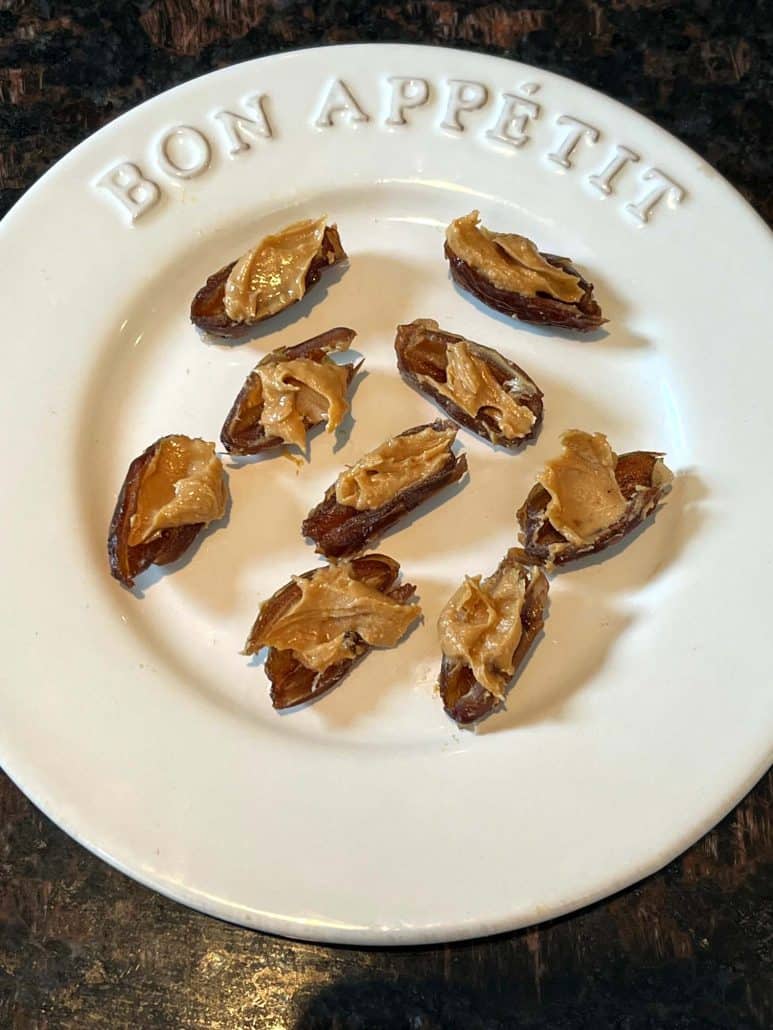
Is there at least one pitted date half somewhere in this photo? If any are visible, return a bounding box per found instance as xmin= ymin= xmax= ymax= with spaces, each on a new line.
xmin=302 ymin=420 xmax=467 ymax=560
xmin=394 ymin=319 xmax=543 ymax=448
xmin=517 ymin=450 xmax=671 ymax=565
xmin=439 ymin=551 xmax=549 ymax=727
xmin=107 ymin=436 xmax=227 ymax=588
xmin=220 ymin=326 xmax=359 ymax=455
xmin=191 ymin=224 xmax=346 ymax=339
xmin=445 ymin=242 xmax=605 ymax=333
xmin=243 ymin=554 xmax=417 ymax=710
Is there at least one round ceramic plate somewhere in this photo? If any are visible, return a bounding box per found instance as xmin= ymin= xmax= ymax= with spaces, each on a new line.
xmin=1 ymin=44 xmax=771 ymax=945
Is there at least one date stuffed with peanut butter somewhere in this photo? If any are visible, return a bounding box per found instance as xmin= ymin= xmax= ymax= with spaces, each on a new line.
xmin=517 ymin=430 xmax=672 ymax=566
xmin=243 ymin=554 xmax=421 ymax=709
xmin=445 ymin=211 xmax=605 ymax=333
xmin=302 ymin=420 xmax=467 ymax=559
xmin=221 ymin=327 xmax=361 ymax=455
xmin=438 ymin=549 xmax=548 ymax=726
xmin=394 ymin=319 xmax=543 ymax=447
xmin=108 ymin=435 xmax=229 ymax=588
xmin=191 ymin=216 xmax=347 ymax=338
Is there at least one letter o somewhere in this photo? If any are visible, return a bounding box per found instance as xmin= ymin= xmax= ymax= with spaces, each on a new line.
xmin=157 ymin=125 xmax=211 ymax=179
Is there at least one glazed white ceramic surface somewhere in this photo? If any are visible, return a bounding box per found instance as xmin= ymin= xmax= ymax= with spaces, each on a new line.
xmin=1 ymin=44 xmax=771 ymax=944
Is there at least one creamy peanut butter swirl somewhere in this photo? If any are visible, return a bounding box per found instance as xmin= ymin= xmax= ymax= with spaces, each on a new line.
xmin=538 ymin=430 xmax=628 ymax=546
xmin=251 ymin=358 xmax=350 ymax=450
xmin=446 ymin=211 xmax=584 ymax=302
xmin=425 ymin=339 xmax=536 ymax=439
xmin=438 ymin=561 xmax=527 ymax=700
xmin=251 ymin=563 xmax=421 ymax=672
xmin=128 ymin=436 xmax=227 ymax=546
xmin=335 ymin=425 xmax=457 ymax=511
xmin=224 ymin=216 xmax=328 ymax=323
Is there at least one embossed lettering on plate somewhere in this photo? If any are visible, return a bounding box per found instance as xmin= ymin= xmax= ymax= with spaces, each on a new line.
xmin=589 ymin=145 xmax=640 ymax=195
xmin=440 ymin=79 xmax=488 ymax=132
xmin=157 ymin=125 xmax=211 ymax=179
xmin=547 ymin=115 xmax=600 ymax=168
xmin=625 ymin=168 xmax=685 ymax=223
xmin=213 ymin=94 xmax=273 ymax=154
xmin=314 ymin=79 xmax=370 ymax=128
xmin=485 ymin=83 xmax=540 ymax=148
xmin=92 ymin=71 xmax=687 ymax=228
xmin=385 ymin=77 xmax=430 ymax=126
xmin=96 ymin=162 xmax=161 ymax=223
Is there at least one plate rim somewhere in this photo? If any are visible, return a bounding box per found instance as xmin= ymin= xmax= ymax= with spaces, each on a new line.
xmin=2 ymin=41 xmax=770 ymax=240
xmin=1 ymin=42 xmax=771 ymax=945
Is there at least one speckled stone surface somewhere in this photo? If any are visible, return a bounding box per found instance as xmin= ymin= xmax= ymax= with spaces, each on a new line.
xmin=1 ymin=3 xmax=771 ymax=1028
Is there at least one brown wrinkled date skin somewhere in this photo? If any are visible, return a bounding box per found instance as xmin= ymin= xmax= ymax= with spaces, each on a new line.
xmin=302 ymin=420 xmax=468 ymax=559
xmin=107 ymin=436 xmax=227 ymax=588
xmin=445 ymin=212 xmax=605 ymax=333
xmin=220 ymin=326 xmax=360 ymax=455
xmin=394 ymin=318 xmax=543 ymax=447
xmin=243 ymin=555 xmax=418 ymax=709
xmin=439 ymin=550 xmax=549 ymax=727
xmin=190 ymin=224 xmax=346 ymax=338
xmin=517 ymin=432 xmax=673 ymax=565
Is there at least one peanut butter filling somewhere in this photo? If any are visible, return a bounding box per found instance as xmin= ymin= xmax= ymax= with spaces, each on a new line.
xmin=538 ymin=430 xmax=628 ymax=546
xmin=650 ymin=459 xmax=674 ymax=489
xmin=335 ymin=425 xmax=457 ymax=511
xmin=438 ymin=562 xmax=527 ymax=700
xmin=446 ymin=211 xmax=584 ymax=302
xmin=127 ymin=436 xmax=227 ymax=546
xmin=249 ymin=358 xmax=351 ymax=450
xmin=251 ymin=563 xmax=421 ymax=672
xmin=424 ymin=339 xmax=536 ymax=439
xmin=224 ymin=216 xmax=328 ymax=323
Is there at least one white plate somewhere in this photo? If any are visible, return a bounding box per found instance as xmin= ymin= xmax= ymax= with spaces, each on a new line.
xmin=1 ymin=44 xmax=771 ymax=945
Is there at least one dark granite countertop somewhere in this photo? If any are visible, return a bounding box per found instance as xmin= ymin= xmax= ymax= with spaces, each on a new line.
xmin=1 ymin=3 xmax=771 ymax=1028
